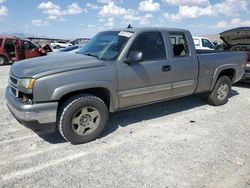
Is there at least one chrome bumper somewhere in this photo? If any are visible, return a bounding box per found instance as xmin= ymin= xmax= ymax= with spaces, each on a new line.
xmin=5 ymin=86 xmax=58 ymax=125
xmin=243 ymin=72 xmax=250 ymax=80
xmin=242 ymin=65 xmax=250 ymax=80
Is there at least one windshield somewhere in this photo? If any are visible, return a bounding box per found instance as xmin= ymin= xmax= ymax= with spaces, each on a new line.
xmin=78 ymin=31 xmax=131 ymax=61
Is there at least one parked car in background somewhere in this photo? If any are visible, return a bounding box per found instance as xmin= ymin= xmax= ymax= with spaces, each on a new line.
xmin=57 ymin=44 xmax=84 ymax=53
xmin=220 ymin=27 xmax=250 ymax=81
xmin=70 ymin=38 xmax=90 ymax=45
xmin=48 ymin=44 xmax=84 ymax=55
xmin=0 ymin=36 xmax=47 ymax=65
xmin=50 ymin=41 xmax=72 ymax=49
xmin=193 ymin=37 xmax=215 ymax=50
xmin=6 ymin=27 xmax=246 ymax=144
xmin=42 ymin=44 xmax=53 ymax=53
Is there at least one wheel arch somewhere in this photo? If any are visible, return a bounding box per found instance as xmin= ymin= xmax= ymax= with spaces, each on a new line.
xmin=55 ymin=84 xmax=118 ymax=113
xmin=210 ymin=65 xmax=236 ymax=91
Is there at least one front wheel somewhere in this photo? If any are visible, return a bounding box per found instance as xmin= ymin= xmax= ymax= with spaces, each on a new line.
xmin=0 ymin=56 xmax=8 ymax=65
xmin=54 ymin=45 xmax=60 ymax=49
xmin=58 ymin=94 xmax=109 ymax=144
xmin=207 ymin=76 xmax=232 ymax=106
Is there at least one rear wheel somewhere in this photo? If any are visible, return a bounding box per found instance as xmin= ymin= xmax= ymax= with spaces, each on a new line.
xmin=207 ymin=76 xmax=232 ymax=106
xmin=0 ymin=56 xmax=8 ymax=65
xmin=58 ymin=94 xmax=109 ymax=144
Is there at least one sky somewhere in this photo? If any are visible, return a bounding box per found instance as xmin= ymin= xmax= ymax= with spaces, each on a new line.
xmin=0 ymin=0 xmax=249 ymax=39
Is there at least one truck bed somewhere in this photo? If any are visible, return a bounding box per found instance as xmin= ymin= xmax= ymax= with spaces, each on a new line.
xmin=195 ymin=51 xmax=246 ymax=93
xmin=196 ymin=49 xmax=229 ymax=54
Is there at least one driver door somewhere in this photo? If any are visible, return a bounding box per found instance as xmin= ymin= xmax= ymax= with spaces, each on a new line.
xmin=117 ymin=31 xmax=172 ymax=109
xmin=24 ymin=41 xmax=40 ymax=59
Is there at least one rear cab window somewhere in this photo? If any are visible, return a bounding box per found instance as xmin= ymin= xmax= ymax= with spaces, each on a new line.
xmin=128 ymin=32 xmax=167 ymax=61
xmin=169 ymin=33 xmax=190 ymax=57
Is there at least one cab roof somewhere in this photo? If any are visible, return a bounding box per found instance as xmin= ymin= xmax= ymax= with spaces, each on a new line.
xmin=108 ymin=27 xmax=189 ymax=33
xmin=0 ymin=36 xmax=19 ymax=39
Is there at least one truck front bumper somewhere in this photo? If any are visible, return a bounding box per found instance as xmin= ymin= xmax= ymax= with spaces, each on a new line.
xmin=5 ymin=86 xmax=58 ymax=131
xmin=243 ymin=73 xmax=250 ymax=80
xmin=243 ymin=65 xmax=250 ymax=80
xmin=242 ymin=66 xmax=250 ymax=81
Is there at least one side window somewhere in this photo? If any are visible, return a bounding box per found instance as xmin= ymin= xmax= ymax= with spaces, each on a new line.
xmin=202 ymin=39 xmax=214 ymax=49
xmin=169 ymin=33 xmax=190 ymax=57
xmin=170 ymin=37 xmax=176 ymax=45
xmin=23 ymin=41 xmax=30 ymax=50
xmin=5 ymin=39 xmax=15 ymax=52
xmin=28 ymin=41 xmax=37 ymax=49
xmin=23 ymin=41 xmax=37 ymax=50
xmin=129 ymin=32 xmax=166 ymax=61
xmin=0 ymin=39 xmax=3 ymax=47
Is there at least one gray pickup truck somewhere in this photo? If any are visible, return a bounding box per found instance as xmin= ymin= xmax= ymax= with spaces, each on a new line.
xmin=6 ymin=27 xmax=246 ymax=144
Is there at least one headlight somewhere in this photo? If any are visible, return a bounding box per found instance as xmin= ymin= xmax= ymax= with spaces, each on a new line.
xmin=18 ymin=78 xmax=36 ymax=89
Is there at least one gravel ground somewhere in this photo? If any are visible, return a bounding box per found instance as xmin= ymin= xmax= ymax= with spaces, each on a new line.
xmin=0 ymin=65 xmax=250 ymax=188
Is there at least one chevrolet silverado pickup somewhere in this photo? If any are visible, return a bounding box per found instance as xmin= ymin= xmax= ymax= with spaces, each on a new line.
xmin=6 ymin=27 xmax=246 ymax=144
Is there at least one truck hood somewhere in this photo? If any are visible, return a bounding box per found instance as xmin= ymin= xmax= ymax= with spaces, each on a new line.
xmin=11 ymin=53 xmax=106 ymax=78
xmin=220 ymin=27 xmax=250 ymax=46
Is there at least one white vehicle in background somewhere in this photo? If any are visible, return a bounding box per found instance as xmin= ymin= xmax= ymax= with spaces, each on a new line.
xmin=193 ymin=37 xmax=215 ymax=50
xmin=48 ymin=44 xmax=85 ymax=55
xmin=50 ymin=41 xmax=72 ymax=49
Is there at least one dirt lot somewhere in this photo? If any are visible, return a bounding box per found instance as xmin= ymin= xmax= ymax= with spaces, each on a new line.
xmin=0 ymin=65 xmax=250 ymax=188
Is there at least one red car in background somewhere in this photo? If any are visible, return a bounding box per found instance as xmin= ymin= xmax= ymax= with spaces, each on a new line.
xmin=0 ymin=36 xmax=47 ymax=65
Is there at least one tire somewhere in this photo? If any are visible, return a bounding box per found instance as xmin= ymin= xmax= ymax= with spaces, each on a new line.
xmin=58 ymin=94 xmax=109 ymax=144
xmin=0 ymin=56 xmax=8 ymax=65
xmin=207 ymin=76 xmax=232 ymax=106
xmin=54 ymin=45 xmax=60 ymax=49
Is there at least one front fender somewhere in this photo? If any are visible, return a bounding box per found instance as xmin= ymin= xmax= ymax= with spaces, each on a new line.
xmin=51 ymin=81 xmax=119 ymax=112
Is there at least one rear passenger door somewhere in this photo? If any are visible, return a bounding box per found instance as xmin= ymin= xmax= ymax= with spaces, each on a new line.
xmin=167 ymin=32 xmax=199 ymax=97
xmin=117 ymin=32 xmax=172 ymax=108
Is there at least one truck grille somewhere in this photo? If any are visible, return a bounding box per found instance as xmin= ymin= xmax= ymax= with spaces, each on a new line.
xmin=9 ymin=75 xmax=19 ymax=97
xmin=11 ymin=87 xmax=18 ymax=97
xmin=9 ymin=75 xmax=18 ymax=86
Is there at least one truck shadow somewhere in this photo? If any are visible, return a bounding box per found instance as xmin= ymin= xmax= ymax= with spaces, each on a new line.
xmin=37 ymin=130 xmax=66 ymax=144
xmin=234 ymin=82 xmax=250 ymax=89
xmin=38 ymin=90 xmax=239 ymax=144
xmin=0 ymin=64 xmax=12 ymax=66
xmin=101 ymin=90 xmax=239 ymax=138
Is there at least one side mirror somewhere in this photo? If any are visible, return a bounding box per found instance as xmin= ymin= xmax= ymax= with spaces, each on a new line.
xmin=125 ymin=51 xmax=143 ymax=64
xmin=213 ymin=40 xmax=219 ymax=46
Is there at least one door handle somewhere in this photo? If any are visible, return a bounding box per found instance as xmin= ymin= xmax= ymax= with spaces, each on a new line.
xmin=162 ymin=65 xmax=171 ymax=72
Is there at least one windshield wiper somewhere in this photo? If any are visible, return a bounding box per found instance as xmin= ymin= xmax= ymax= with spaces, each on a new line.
xmin=83 ymin=53 xmax=100 ymax=60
